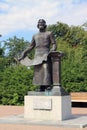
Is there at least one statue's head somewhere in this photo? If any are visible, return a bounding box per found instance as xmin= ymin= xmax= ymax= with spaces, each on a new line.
xmin=37 ymin=19 xmax=47 ymax=29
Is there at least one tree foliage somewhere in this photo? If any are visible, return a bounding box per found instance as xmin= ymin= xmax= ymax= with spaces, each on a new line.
xmin=48 ymin=22 xmax=87 ymax=92
xmin=0 ymin=65 xmax=37 ymax=105
xmin=48 ymin=22 xmax=87 ymax=47
xmin=3 ymin=36 xmax=29 ymax=61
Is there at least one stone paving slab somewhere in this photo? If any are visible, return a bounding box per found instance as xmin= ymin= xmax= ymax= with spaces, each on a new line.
xmin=0 ymin=114 xmax=87 ymax=128
xmin=0 ymin=106 xmax=87 ymax=130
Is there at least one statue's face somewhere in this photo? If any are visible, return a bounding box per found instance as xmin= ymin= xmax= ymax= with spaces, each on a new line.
xmin=38 ymin=21 xmax=45 ymax=30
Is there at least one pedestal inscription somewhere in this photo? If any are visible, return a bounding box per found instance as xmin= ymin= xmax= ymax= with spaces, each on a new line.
xmin=33 ymin=98 xmax=52 ymax=110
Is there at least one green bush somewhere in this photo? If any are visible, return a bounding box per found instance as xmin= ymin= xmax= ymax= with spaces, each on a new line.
xmin=0 ymin=65 xmax=37 ymax=105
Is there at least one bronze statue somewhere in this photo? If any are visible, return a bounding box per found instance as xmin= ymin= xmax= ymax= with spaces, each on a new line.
xmin=18 ymin=19 xmax=57 ymax=91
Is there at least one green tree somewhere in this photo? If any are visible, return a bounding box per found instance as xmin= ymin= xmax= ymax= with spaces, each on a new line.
xmin=48 ymin=22 xmax=69 ymax=39
xmin=3 ymin=36 xmax=29 ymax=62
xmin=67 ymin=26 xmax=87 ymax=46
xmin=0 ymin=45 xmax=5 ymax=70
xmin=48 ymin=21 xmax=87 ymax=47
xmin=0 ymin=48 xmax=4 ymax=57
xmin=0 ymin=36 xmax=37 ymax=105
xmin=48 ymin=21 xmax=87 ymax=92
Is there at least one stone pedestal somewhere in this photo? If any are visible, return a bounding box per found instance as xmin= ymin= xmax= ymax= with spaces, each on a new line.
xmin=24 ymin=95 xmax=72 ymax=121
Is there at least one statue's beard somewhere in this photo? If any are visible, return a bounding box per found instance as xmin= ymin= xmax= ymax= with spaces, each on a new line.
xmin=39 ymin=26 xmax=45 ymax=30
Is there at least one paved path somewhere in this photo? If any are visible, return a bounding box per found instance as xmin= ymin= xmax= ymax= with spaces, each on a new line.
xmin=0 ymin=106 xmax=87 ymax=130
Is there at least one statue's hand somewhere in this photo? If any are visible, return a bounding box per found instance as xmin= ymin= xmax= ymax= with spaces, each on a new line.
xmin=14 ymin=56 xmax=23 ymax=63
xmin=18 ymin=57 xmax=23 ymax=61
xmin=14 ymin=57 xmax=20 ymax=63
xmin=50 ymin=44 xmax=57 ymax=51
xmin=18 ymin=52 xmax=25 ymax=61
xmin=18 ymin=54 xmax=25 ymax=61
xmin=50 ymin=48 xmax=55 ymax=52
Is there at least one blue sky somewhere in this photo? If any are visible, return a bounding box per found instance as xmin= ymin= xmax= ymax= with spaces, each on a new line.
xmin=0 ymin=0 xmax=87 ymax=44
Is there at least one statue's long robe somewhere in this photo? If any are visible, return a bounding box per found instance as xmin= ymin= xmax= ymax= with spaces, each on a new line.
xmin=20 ymin=31 xmax=56 ymax=85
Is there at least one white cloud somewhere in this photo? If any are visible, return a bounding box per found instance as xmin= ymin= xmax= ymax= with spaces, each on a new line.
xmin=0 ymin=0 xmax=87 ymax=37
xmin=0 ymin=3 xmax=9 ymax=11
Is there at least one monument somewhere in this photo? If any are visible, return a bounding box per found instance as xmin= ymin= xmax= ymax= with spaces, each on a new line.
xmin=17 ymin=19 xmax=72 ymax=121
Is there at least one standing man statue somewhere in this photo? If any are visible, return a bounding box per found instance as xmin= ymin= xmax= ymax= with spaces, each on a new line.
xmin=18 ymin=19 xmax=57 ymax=91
